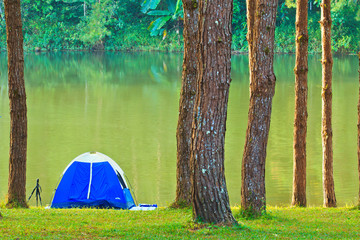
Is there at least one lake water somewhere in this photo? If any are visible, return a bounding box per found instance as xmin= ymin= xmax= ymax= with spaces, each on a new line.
xmin=0 ymin=52 xmax=359 ymax=207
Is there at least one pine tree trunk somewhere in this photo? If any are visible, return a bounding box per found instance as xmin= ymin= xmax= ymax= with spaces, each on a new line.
xmin=320 ymin=0 xmax=336 ymax=208
xmin=292 ymin=0 xmax=308 ymax=207
xmin=174 ymin=0 xmax=198 ymax=207
xmin=241 ymin=0 xmax=278 ymax=216
xmin=190 ymin=0 xmax=236 ymax=224
xmin=246 ymin=0 xmax=255 ymax=82
xmin=4 ymin=0 xmax=28 ymax=208
xmin=358 ymin=51 xmax=360 ymax=206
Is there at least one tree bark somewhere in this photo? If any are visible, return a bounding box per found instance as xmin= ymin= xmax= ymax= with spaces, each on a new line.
xmin=4 ymin=0 xmax=28 ymax=208
xmin=190 ymin=0 xmax=236 ymax=224
xmin=174 ymin=0 xmax=198 ymax=207
xmin=292 ymin=0 xmax=308 ymax=207
xmin=241 ymin=0 xmax=278 ymax=216
xmin=246 ymin=0 xmax=255 ymax=83
xmin=358 ymin=51 xmax=360 ymax=207
xmin=320 ymin=0 xmax=336 ymax=208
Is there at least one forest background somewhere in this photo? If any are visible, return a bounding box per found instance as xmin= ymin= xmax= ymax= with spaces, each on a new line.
xmin=0 ymin=0 xmax=359 ymax=53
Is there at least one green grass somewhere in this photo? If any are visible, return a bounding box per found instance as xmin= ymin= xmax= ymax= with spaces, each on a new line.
xmin=0 ymin=207 xmax=359 ymax=239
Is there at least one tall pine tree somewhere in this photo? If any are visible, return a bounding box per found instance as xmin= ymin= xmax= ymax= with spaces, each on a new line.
xmin=241 ymin=0 xmax=278 ymax=216
xmin=320 ymin=0 xmax=336 ymax=208
xmin=190 ymin=0 xmax=236 ymax=224
xmin=4 ymin=0 xmax=28 ymax=208
xmin=174 ymin=0 xmax=199 ymax=207
xmin=292 ymin=0 xmax=309 ymax=207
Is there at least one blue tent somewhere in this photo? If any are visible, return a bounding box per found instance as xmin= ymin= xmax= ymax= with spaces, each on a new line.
xmin=51 ymin=152 xmax=136 ymax=209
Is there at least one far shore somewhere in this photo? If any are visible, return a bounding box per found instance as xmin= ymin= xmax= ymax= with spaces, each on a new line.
xmin=0 ymin=48 xmax=358 ymax=55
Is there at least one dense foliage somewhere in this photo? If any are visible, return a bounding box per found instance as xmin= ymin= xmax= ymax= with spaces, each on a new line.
xmin=0 ymin=0 xmax=359 ymax=52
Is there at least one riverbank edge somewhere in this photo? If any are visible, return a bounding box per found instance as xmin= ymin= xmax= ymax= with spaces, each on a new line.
xmin=0 ymin=48 xmax=359 ymax=55
xmin=0 ymin=206 xmax=359 ymax=239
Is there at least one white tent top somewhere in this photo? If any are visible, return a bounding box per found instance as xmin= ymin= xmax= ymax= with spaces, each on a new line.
xmin=62 ymin=152 xmax=127 ymax=187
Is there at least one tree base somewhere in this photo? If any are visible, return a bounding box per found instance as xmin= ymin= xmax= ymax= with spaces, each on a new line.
xmin=291 ymin=199 xmax=306 ymax=207
xmin=240 ymin=206 xmax=266 ymax=219
xmin=6 ymin=199 xmax=28 ymax=209
xmin=169 ymin=200 xmax=191 ymax=209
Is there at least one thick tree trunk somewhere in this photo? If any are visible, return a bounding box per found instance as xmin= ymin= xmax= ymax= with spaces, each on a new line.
xmin=4 ymin=0 xmax=28 ymax=208
xmin=190 ymin=0 xmax=236 ymax=224
xmin=174 ymin=0 xmax=198 ymax=207
xmin=241 ymin=0 xmax=278 ymax=216
xmin=320 ymin=0 xmax=336 ymax=208
xmin=292 ymin=0 xmax=308 ymax=207
xmin=358 ymin=51 xmax=360 ymax=206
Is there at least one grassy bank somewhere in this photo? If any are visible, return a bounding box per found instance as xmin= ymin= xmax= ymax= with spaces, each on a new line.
xmin=0 ymin=207 xmax=359 ymax=239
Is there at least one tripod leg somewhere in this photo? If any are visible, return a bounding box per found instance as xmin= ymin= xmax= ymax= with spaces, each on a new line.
xmin=28 ymin=187 xmax=36 ymax=202
xmin=39 ymin=192 xmax=42 ymax=206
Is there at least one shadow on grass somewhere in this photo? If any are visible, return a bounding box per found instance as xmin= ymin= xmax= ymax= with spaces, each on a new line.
xmin=350 ymin=205 xmax=360 ymax=211
xmin=232 ymin=207 xmax=289 ymax=223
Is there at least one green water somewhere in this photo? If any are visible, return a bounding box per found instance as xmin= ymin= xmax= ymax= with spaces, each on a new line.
xmin=0 ymin=52 xmax=358 ymax=207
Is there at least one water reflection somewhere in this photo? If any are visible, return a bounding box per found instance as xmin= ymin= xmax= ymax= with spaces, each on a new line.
xmin=0 ymin=52 xmax=358 ymax=207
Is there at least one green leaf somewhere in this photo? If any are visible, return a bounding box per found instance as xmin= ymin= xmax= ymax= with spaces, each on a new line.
xmin=147 ymin=10 xmax=172 ymax=16
xmin=150 ymin=28 xmax=162 ymax=37
xmin=141 ymin=0 xmax=162 ymax=13
xmin=166 ymin=0 xmax=176 ymax=13
xmin=174 ymin=0 xmax=182 ymax=14
xmin=149 ymin=16 xmax=171 ymax=36
xmin=172 ymin=0 xmax=183 ymax=19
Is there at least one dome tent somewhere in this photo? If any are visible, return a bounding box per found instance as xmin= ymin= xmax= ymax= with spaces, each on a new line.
xmin=50 ymin=152 xmax=136 ymax=209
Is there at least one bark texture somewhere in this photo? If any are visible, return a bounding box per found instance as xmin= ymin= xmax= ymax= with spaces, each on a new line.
xmin=174 ymin=0 xmax=198 ymax=207
xmin=190 ymin=0 xmax=236 ymax=224
xmin=4 ymin=0 xmax=28 ymax=208
xmin=320 ymin=0 xmax=336 ymax=208
xmin=358 ymin=52 xmax=360 ymax=206
xmin=246 ymin=0 xmax=255 ymax=83
xmin=241 ymin=0 xmax=278 ymax=216
xmin=292 ymin=0 xmax=308 ymax=207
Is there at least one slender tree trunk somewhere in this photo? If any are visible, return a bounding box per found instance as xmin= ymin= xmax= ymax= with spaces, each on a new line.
xmin=190 ymin=0 xmax=236 ymax=224
xmin=174 ymin=0 xmax=198 ymax=207
xmin=177 ymin=20 xmax=181 ymax=46
xmin=320 ymin=0 xmax=336 ymax=208
xmin=246 ymin=0 xmax=255 ymax=84
xmin=241 ymin=0 xmax=278 ymax=216
xmin=358 ymin=51 xmax=360 ymax=206
xmin=84 ymin=0 xmax=86 ymax=17
xmin=292 ymin=0 xmax=308 ymax=207
xmin=4 ymin=0 xmax=28 ymax=208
